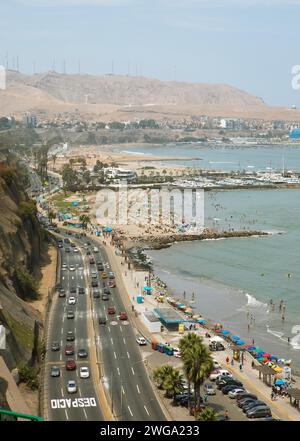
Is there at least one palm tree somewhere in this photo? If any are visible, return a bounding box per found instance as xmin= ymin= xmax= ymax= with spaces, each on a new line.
xmin=179 ymin=333 xmax=213 ymax=419
xmin=179 ymin=333 xmax=200 ymax=411
xmin=163 ymin=367 xmax=184 ymax=404
xmin=79 ymin=215 xmax=90 ymax=229
xmin=153 ymin=365 xmax=173 ymax=390
xmin=197 ymin=407 xmax=217 ymax=421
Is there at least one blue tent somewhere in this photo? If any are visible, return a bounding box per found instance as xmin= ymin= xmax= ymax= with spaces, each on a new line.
xmin=103 ymin=226 xmax=113 ymax=232
xmin=221 ymin=330 xmax=230 ymax=335
xmin=274 ymin=379 xmax=285 ymax=386
xmin=198 ymin=319 xmax=206 ymax=324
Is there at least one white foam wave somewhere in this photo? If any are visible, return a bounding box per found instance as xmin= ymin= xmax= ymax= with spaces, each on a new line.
xmin=245 ymin=293 xmax=268 ymax=308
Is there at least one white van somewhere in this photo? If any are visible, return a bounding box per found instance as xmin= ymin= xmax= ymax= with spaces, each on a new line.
xmin=93 ymin=246 xmax=99 ymax=253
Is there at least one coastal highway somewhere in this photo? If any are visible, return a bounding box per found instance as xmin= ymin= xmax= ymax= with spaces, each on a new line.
xmin=44 ymin=243 xmax=104 ymax=421
xmin=71 ymin=233 xmax=166 ymax=421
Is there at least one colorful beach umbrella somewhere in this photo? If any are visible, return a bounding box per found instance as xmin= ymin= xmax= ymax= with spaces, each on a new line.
xmin=269 ymin=356 xmax=277 ymax=361
xmin=231 ymin=336 xmax=240 ymax=340
xmin=275 ymin=379 xmax=285 ymax=386
xmin=246 ymin=346 xmax=256 ymax=351
xmin=198 ymin=319 xmax=206 ymax=324
xmin=144 ymin=286 xmax=152 ymax=291
xmin=254 ymin=347 xmax=264 ymax=353
xmin=235 ymin=340 xmax=245 ymax=345
xmin=221 ymin=330 xmax=230 ymax=335
xmin=262 ymin=353 xmax=271 ymax=357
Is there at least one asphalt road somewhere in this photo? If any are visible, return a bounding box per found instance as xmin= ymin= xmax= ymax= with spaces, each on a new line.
xmin=45 ymin=242 xmax=104 ymax=421
xmin=72 ymin=234 xmax=166 ymax=421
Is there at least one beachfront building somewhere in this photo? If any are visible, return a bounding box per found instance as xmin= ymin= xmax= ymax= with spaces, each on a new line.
xmin=105 ymin=167 xmax=137 ymax=182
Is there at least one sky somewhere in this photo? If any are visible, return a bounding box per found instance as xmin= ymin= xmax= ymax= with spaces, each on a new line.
xmin=1 ymin=0 xmax=300 ymax=106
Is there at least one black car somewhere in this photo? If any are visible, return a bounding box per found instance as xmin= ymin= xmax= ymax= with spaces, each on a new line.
xmin=66 ymin=331 xmax=75 ymax=341
xmin=104 ymin=288 xmax=111 ymax=295
xmin=217 ymin=379 xmax=242 ymax=389
xmin=209 ymin=342 xmax=225 ymax=351
xmin=78 ymin=287 xmax=85 ymax=294
xmin=238 ymin=397 xmax=256 ymax=408
xmin=78 ymin=348 xmax=88 ymax=358
xmin=216 ymin=375 xmax=232 ymax=385
xmin=51 ymin=342 xmax=60 ymax=351
xmin=99 ymin=316 xmax=107 ymax=325
xmin=236 ymin=392 xmax=257 ymax=404
xmin=242 ymin=400 xmax=266 ymax=413
xmin=70 ymin=286 xmax=76 ymax=294
xmin=67 ymin=310 xmax=75 ymax=319
xmin=91 ymin=280 xmax=98 ymax=287
xmin=59 ymin=290 xmax=66 ymax=298
xmin=222 ymin=384 xmax=242 ymax=395
xmin=65 ymin=247 xmax=71 ymax=253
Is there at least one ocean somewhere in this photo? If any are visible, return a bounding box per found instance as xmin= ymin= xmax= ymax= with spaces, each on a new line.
xmin=119 ymin=143 xmax=300 ymax=369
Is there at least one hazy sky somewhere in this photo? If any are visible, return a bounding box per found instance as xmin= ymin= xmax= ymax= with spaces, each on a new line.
xmin=1 ymin=0 xmax=300 ymax=106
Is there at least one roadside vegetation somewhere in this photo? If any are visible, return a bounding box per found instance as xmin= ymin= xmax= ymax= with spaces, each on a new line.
xmin=18 ymin=363 xmax=39 ymax=390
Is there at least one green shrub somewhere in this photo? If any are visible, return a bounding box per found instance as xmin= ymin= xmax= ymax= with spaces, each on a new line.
xmin=15 ymin=268 xmax=40 ymax=300
xmin=18 ymin=364 xmax=39 ymax=390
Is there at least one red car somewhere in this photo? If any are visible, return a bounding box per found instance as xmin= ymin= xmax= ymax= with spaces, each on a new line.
xmin=66 ymin=358 xmax=76 ymax=370
xmin=119 ymin=312 xmax=127 ymax=321
xmin=65 ymin=344 xmax=74 ymax=356
xmin=108 ymin=280 xmax=116 ymax=288
xmin=107 ymin=306 xmax=116 ymax=315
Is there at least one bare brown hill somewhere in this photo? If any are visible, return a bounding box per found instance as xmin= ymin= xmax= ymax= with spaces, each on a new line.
xmin=2 ymin=70 xmax=300 ymax=121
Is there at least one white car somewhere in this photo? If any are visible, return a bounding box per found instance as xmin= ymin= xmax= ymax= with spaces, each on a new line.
xmin=209 ymin=369 xmax=221 ymax=381
xmin=74 ymin=248 xmax=79 ymax=253
xmin=218 ymin=369 xmax=232 ymax=377
xmin=68 ymin=297 xmax=76 ymax=305
xmin=62 ymin=263 xmax=68 ymax=271
xmin=213 ymin=360 xmax=221 ymax=369
xmin=80 ymin=366 xmax=90 ymax=379
xmin=69 ymin=265 xmax=76 ymax=271
xmin=67 ymin=380 xmax=77 ymax=394
xmin=136 ymin=336 xmax=147 ymax=346
xmin=173 ymin=347 xmax=181 ymax=358
xmin=228 ymin=388 xmax=246 ymax=398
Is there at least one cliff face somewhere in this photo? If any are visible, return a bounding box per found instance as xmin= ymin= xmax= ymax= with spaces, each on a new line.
xmin=0 ymin=149 xmax=43 ymax=369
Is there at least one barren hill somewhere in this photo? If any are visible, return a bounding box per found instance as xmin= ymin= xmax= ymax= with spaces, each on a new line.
xmin=1 ymin=70 xmax=300 ymax=121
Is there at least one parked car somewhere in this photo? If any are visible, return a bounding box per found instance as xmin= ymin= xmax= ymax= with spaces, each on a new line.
xmin=246 ymin=406 xmax=271 ymax=419
xmin=67 ymin=380 xmax=77 ymax=394
xmin=51 ymin=366 xmax=60 ymax=377
xmin=238 ymin=397 xmax=257 ymax=408
xmin=228 ymin=388 xmax=246 ymax=398
xmin=209 ymin=370 xmax=222 ymax=381
xmin=242 ymin=400 xmax=267 ymax=413
xmin=209 ymin=341 xmax=225 ymax=351
xmin=236 ymin=392 xmax=257 ymax=402
xmin=80 ymin=367 xmax=90 ymax=379
xmin=204 ymin=383 xmax=216 ymax=395
xmin=173 ymin=347 xmax=181 ymax=358
xmin=218 ymin=379 xmax=243 ymax=390
xmin=221 ymin=384 xmax=242 ymax=395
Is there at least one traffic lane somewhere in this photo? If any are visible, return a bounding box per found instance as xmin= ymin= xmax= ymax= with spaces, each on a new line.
xmin=87 ymin=242 xmax=165 ymax=420
xmin=94 ymin=285 xmax=156 ymax=420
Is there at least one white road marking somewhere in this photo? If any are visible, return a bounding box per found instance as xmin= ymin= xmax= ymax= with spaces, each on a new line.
xmin=136 ymin=385 xmax=140 ymax=394
xmin=117 ymin=367 xmax=120 ymax=376
xmin=114 ymin=352 xmax=117 ymax=359
xmin=122 ymin=386 xmax=125 ymax=395
xmin=61 ymin=388 xmax=64 ymax=397
xmin=83 ymin=409 xmax=88 ymax=419
xmin=127 ymin=351 xmax=130 ymax=359
xmin=65 ymin=409 xmax=69 ymax=420
xmin=131 ymin=367 xmax=135 ymax=375
xmin=128 ymin=406 xmax=133 ymax=417
xmin=108 ymin=327 xmax=111 ymax=333
xmin=110 ymin=338 xmax=113 ymax=345
xmin=144 ymin=405 xmax=150 ymax=416
xmin=123 ymin=338 xmax=126 ymax=345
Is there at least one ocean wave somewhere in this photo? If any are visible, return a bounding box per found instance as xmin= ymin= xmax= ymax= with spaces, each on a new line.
xmin=245 ymin=293 xmax=268 ymax=308
xmin=266 ymin=325 xmax=288 ymax=345
xmin=121 ymin=150 xmax=148 ymax=155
